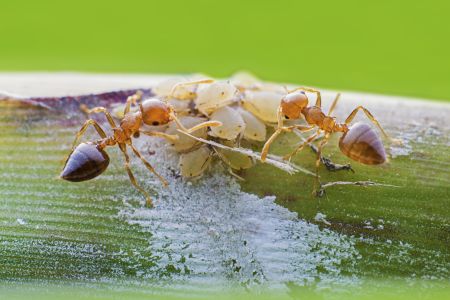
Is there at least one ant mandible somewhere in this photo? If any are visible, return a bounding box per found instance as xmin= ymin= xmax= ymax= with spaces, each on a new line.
xmin=261 ymin=87 xmax=392 ymax=191
xmin=60 ymin=91 xmax=221 ymax=206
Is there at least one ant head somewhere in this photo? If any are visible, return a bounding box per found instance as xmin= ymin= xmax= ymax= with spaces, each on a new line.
xmin=140 ymin=98 xmax=171 ymax=126
xmin=280 ymin=91 xmax=308 ymax=119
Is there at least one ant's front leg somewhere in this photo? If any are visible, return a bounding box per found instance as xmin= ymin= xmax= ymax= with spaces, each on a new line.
xmin=261 ymin=106 xmax=287 ymax=161
xmin=168 ymin=109 xmax=222 ymax=133
xmin=140 ymin=130 xmax=179 ymax=143
xmin=261 ymin=106 xmax=313 ymax=161
xmin=186 ymin=121 xmax=223 ymax=133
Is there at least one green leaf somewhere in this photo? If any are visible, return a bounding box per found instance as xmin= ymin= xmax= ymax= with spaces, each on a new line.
xmin=0 ymin=74 xmax=449 ymax=299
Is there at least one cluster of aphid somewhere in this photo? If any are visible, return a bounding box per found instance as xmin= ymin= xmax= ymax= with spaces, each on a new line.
xmin=61 ymin=73 xmax=392 ymax=206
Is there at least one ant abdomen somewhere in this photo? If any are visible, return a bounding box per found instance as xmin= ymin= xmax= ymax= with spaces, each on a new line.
xmin=60 ymin=142 xmax=110 ymax=182
xmin=339 ymin=122 xmax=386 ymax=165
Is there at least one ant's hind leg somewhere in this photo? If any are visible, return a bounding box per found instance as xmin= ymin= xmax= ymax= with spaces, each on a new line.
xmin=129 ymin=143 xmax=169 ymax=187
xmin=119 ymin=144 xmax=154 ymax=207
xmin=80 ymin=105 xmax=117 ymax=128
xmin=64 ymin=119 xmax=107 ymax=165
xmin=327 ymin=93 xmax=341 ymax=116
xmin=71 ymin=119 xmax=107 ymax=146
xmin=345 ymin=106 xmax=389 ymax=139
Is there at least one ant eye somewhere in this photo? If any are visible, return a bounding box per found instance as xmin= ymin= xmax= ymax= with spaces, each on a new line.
xmin=285 ymin=115 xmax=290 ymax=119
xmin=152 ymin=121 xmax=160 ymax=126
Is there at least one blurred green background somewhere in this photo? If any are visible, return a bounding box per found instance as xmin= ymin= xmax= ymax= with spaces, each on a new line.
xmin=1 ymin=0 xmax=449 ymax=101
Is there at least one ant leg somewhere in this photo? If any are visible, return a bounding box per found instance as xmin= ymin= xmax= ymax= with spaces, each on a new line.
xmin=185 ymin=120 xmax=222 ymax=133
xmin=64 ymin=119 xmax=107 ymax=165
xmin=71 ymin=119 xmax=107 ymax=147
xmin=168 ymin=111 xmax=222 ymax=133
xmin=327 ymin=93 xmax=341 ymax=116
xmin=261 ymin=106 xmax=285 ymax=161
xmin=283 ymin=131 xmax=320 ymax=161
xmin=261 ymin=128 xmax=284 ymax=162
xmin=313 ymin=133 xmax=331 ymax=195
xmin=140 ymin=130 xmax=179 ymax=143
xmin=306 ymin=141 xmax=353 ymax=172
xmin=169 ymin=112 xmax=189 ymax=131
xmin=129 ymin=143 xmax=169 ymax=187
xmin=261 ymin=106 xmax=313 ymax=161
xmin=124 ymin=91 xmax=143 ymax=115
xmin=289 ymin=87 xmax=322 ymax=107
xmin=345 ymin=106 xmax=389 ymax=139
xmin=118 ymin=144 xmax=154 ymax=207
xmin=80 ymin=105 xmax=117 ymax=128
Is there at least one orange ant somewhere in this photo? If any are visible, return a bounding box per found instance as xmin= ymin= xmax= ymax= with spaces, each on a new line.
xmin=60 ymin=92 xmax=221 ymax=206
xmin=261 ymin=87 xmax=393 ymax=192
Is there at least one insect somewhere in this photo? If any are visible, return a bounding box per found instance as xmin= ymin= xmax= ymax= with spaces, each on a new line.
xmin=152 ymin=78 xmax=262 ymax=179
xmin=260 ymin=87 xmax=391 ymax=191
xmin=60 ymin=92 xmax=221 ymax=206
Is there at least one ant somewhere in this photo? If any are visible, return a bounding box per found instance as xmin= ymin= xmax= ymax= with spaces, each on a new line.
xmin=261 ymin=87 xmax=394 ymax=193
xmin=60 ymin=91 xmax=221 ymax=206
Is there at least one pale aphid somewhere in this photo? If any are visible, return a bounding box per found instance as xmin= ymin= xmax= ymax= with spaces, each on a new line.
xmin=257 ymin=82 xmax=288 ymax=94
xmin=195 ymin=81 xmax=237 ymax=115
xmin=168 ymin=98 xmax=190 ymax=114
xmin=179 ymin=145 xmax=212 ymax=178
xmin=165 ymin=116 xmax=209 ymax=153
xmin=154 ymin=77 xmax=198 ymax=100
xmin=236 ymin=108 xmax=267 ymax=142
xmin=208 ymin=106 xmax=246 ymax=140
xmin=177 ymin=130 xmax=315 ymax=176
xmin=214 ymin=140 xmax=254 ymax=171
xmin=154 ymin=77 xmax=184 ymax=96
xmin=111 ymin=103 xmax=137 ymax=119
xmin=229 ymin=71 xmax=261 ymax=90
xmin=242 ymin=90 xmax=284 ymax=123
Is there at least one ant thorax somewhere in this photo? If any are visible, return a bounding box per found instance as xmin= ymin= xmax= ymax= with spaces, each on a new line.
xmin=303 ymin=106 xmax=326 ymax=126
xmin=117 ymin=112 xmax=142 ymax=142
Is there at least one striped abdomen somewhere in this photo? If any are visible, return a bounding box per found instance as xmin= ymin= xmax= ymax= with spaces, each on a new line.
xmin=60 ymin=143 xmax=110 ymax=182
xmin=339 ymin=122 xmax=386 ymax=165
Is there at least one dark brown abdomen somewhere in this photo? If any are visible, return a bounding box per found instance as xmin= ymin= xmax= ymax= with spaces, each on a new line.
xmin=60 ymin=143 xmax=110 ymax=182
xmin=339 ymin=122 xmax=386 ymax=165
